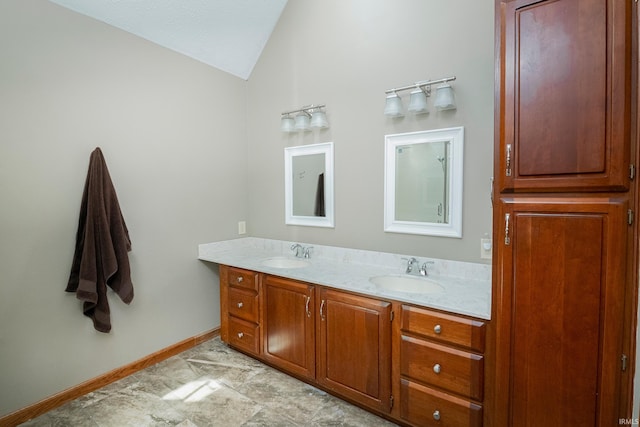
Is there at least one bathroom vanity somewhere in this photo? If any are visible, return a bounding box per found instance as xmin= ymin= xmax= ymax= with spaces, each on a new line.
xmin=200 ymin=238 xmax=490 ymax=426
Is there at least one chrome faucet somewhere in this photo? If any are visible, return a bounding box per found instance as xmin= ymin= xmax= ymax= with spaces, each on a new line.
xmin=303 ymin=246 xmax=313 ymax=259
xmin=405 ymin=257 xmax=434 ymax=276
xmin=291 ymin=243 xmax=303 ymax=257
xmin=405 ymin=257 xmax=419 ymax=274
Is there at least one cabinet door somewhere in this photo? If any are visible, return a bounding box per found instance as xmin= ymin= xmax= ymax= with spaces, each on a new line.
xmin=497 ymin=0 xmax=631 ymax=192
xmin=317 ymin=288 xmax=392 ymax=413
xmin=492 ymin=196 xmax=628 ymax=426
xmin=262 ymin=276 xmax=315 ymax=380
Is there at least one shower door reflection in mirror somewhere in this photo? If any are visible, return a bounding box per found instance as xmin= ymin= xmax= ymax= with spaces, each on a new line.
xmin=285 ymin=142 xmax=334 ymax=227
xmin=384 ymin=127 xmax=463 ymax=237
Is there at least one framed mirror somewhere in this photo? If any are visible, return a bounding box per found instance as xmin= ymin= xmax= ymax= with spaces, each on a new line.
xmin=285 ymin=142 xmax=334 ymax=227
xmin=384 ymin=127 xmax=464 ymax=237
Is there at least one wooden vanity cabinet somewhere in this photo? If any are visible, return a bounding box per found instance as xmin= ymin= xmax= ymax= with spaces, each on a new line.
xmin=492 ymin=196 xmax=629 ymax=426
xmin=491 ymin=0 xmax=636 ymax=425
xmin=496 ymin=0 xmax=632 ymax=193
xmin=262 ymin=275 xmax=316 ymax=380
xmin=317 ymin=288 xmax=392 ymax=413
xmin=219 ymin=265 xmax=261 ymax=356
xmin=219 ymin=267 xmax=486 ymax=426
xmin=399 ymin=305 xmax=485 ymax=427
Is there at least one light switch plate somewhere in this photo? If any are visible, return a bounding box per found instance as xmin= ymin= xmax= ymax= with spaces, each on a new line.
xmin=480 ymin=238 xmax=492 ymax=259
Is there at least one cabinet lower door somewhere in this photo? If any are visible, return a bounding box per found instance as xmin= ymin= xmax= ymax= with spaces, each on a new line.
xmin=262 ymin=276 xmax=315 ymax=380
xmin=317 ymin=288 xmax=392 ymax=413
xmin=493 ymin=196 xmax=628 ymax=426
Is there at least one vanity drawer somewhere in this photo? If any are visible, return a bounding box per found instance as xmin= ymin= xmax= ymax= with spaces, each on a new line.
xmin=228 ymin=287 xmax=259 ymax=322
xmin=401 ymin=305 xmax=485 ymax=352
xmin=226 ymin=267 xmax=259 ymax=292
xmin=228 ymin=316 xmax=260 ymax=355
xmin=401 ymin=378 xmax=482 ymax=427
xmin=401 ymin=335 xmax=483 ymax=400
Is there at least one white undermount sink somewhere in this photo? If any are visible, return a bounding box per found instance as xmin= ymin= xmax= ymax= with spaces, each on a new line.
xmin=370 ymin=275 xmax=444 ymax=294
xmin=260 ymin=257 xmax=310 ymax=269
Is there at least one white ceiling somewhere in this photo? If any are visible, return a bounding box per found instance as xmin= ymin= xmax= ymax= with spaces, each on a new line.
xmin=49 ymin=0 xmax=288 ymax=80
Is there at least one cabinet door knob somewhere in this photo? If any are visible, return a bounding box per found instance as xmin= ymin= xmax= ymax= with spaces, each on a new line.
xmin=434 ymin=324 xmax=442 ymax=334
xmin=433 ymin=363 xmax=441 ymax=374
xmin=236 ymin=276 xmax=243 ymax=283
xmin=433 ymin=410 xmax=441 ymax=421
xmin=237 ymin=332 xmax=244 ymax=339
xmin=237 ymin=302 xmax=243 ymax=308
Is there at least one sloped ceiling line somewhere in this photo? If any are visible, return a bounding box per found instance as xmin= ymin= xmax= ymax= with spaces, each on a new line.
xmin=49 ymin=0 xmax=288 ymax=80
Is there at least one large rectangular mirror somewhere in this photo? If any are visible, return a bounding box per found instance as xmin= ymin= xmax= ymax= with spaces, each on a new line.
xmin=384 ymin=127 xmax=463 ymax=237
xmin=285 ymin=142 xmax=334 ymax=227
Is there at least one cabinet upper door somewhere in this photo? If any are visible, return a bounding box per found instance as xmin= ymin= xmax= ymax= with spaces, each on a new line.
xmin=493 ymin=195 xmax=628 ymax=426
xmin=497 ymin=0 xmax=632 ymax=192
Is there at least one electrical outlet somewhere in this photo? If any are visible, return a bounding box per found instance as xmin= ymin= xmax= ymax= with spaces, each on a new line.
xmin=480 ymin=238 xmax=492 ymax=259
xmin=238 ymin=221 xmax=246 ymax=235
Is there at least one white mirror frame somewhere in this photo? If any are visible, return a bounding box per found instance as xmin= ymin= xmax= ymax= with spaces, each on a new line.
xmin=384 ymin=127 xmax=464 ymax=238
xmin=285 ymin=142 xmax=335 ymax=228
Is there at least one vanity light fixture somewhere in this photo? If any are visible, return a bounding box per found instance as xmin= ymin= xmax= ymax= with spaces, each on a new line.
xmin=433 ymin=83 xmax=456 ymax=111
xmin=383 ymin=93 xmax=404 ymax=117
xmin=281 ymin=114 xmax=295 ymax=132
xmin=281 ymin=104 xmax=329 ymax=132
xmin=407 ymin=88 xmax=429 ymax=114
xmin=294 ymin=111 xmax=311 ymax=131
xmin=384 ymin=76 xmax=456 ymax=116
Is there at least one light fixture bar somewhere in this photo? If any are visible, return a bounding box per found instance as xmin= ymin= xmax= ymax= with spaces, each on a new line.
xmin=385 ymin=76 xmax=456 ymax=95
xmin=281 ymin=104 xmax=326 ymax=117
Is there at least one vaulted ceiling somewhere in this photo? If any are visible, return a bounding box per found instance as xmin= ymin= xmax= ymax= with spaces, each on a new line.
xmin=49 ymin=0 xmax=288 ymax=80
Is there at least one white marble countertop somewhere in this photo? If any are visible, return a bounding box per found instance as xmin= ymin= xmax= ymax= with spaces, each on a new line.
xmin=198 ymin=238 xmax=491 ymax=320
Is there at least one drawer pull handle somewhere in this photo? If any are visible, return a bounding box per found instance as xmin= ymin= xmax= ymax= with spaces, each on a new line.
xmin=504 ymin=213 xmax=511 ymax=246
xmin=434 ymin=324 xmax=442 ymax=334
xmin=305 ymin=296 xmax=311 ymax=318
xmin=237 ymin=332 xmax=244 ymax=339
xmin=433 ymin=364 xmax=441 ymax=374
xmin=433 ymin=410 xmax=441 ymax=421
xmin=236 ymin=276 xmax=243 ymax=283
xmin=237 ymin=302 xmax=243 ymax=308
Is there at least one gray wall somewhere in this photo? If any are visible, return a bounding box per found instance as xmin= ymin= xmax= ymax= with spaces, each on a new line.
xmin=1 ymin=0 xmax=497 ymax=418
xmin=0 ymin=1 xmax=247 ymax=416
xmin=247 ymin=0 xmax=494 ymax=263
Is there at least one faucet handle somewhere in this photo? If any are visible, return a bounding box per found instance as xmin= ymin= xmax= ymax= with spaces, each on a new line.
xmin=419 ymin=261 xmax=435 ymax=276
xmin=303 ymin=246 xmax=314 ymax=259
xmin=402 ymin=257 xmax=419 ymax=274
xmin=290 ymin=243 xmax=303 ymax=257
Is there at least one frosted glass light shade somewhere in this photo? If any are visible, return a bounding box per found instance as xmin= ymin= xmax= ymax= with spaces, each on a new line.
xmin=407 ymin=89 xmax=429 ymax=114
xmin=384 ymin=93 xmax=404 ymax=117
xmin=310 ymin=110 xmax=329 ymax=129
xmin=434 ymin=84 xmax=456 ymax=111
xmin=280 ymin=116 xmax=295 ymax=132
xmin=294 ymin=112 xmax=311 ymax=131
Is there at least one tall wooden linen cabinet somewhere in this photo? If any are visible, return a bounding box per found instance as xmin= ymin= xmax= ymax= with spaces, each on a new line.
xmin=489 ymin=0 xmax=638 ymax=426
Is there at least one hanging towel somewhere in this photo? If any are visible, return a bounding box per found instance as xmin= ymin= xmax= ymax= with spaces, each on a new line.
xmin=314 ymin=172 xmax=325 ymax=217
xmin=66 ymin=147 xmax=134 ymax=333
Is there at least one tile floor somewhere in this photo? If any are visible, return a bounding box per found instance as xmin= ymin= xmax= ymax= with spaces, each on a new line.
xmin=21 ymin=337 xmax=398 ymax=426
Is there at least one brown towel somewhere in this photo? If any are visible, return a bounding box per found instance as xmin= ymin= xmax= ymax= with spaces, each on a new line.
xmin=314 ymin=173 xmax=325 ymax=217
xmin=66 ymin=147 xmax=134 ymax=333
